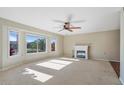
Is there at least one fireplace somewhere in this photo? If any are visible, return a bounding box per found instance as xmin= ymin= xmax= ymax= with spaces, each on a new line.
xmin=74 ymin=45 xmax=88 ymax=59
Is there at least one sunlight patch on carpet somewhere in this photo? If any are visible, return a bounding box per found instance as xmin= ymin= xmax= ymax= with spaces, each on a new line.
xmin=36 ymin=59 xmax=72 ymax=70
xmin=22 ymin=68 xmax=53 ymax=83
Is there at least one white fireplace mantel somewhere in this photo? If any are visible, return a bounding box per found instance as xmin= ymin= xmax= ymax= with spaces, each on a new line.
xmin=74 ymin=45 xmax=88 ymax=59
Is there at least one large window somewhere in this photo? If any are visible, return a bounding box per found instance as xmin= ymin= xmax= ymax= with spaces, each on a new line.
xmin=26 ymin=34 xmax=46 ymax=53
xmin=50 ymin=38 xmax=57 ymax=51
xmin=26 ymin=35 xmax=37 ymax=53
xmin=9 ymin=31 xmax=19 ymax=56
xmin=38 ymin=36 xmax=46 ymax=52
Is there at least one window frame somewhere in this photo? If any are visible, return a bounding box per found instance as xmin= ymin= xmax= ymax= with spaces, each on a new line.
xmin=8 ymin=29 xmax=20 ymax=58
xmin=50 ymin=37 xmax=57 ymax=52
xmin=25 ymin=33 xmax=47 ymax=54
xmin=37 ymin=35 xmax=47 ymax=53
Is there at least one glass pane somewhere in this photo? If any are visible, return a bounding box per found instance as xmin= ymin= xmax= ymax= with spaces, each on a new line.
xmin=38 ymin=36 xmax=46 ymax=52
xmin=9 ymin=31 xmax=18 ymax=56
xmin=51 ymin=38 xmax=56 ymax=51
xmin=26 ymin=35 xmax=37 ymax=53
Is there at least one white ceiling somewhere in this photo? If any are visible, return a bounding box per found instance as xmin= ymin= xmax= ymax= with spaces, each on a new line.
xmin=0 ymin=7 xmax=121 ymax=35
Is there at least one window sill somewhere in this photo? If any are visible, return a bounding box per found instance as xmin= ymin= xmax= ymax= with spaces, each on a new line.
xmin=26 ymin=51 xmax=47 ymax=55
xmin=8 ymin=54 xmax=21 ymax=59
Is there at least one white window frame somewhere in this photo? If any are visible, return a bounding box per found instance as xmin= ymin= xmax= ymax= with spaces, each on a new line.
xmin=37 ymin=35 xmax=47 ymax=53
xmin=50 ymin=37 xmax=57 ymax=52
xmin=25 ymin=33 xmax=47 ymax=54
xmin=8 ymin=29 xmax=20 ymax=58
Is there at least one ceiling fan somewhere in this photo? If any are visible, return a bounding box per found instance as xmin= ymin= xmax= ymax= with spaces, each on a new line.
xmin=53 ymin=14 xmax=85 ymax=32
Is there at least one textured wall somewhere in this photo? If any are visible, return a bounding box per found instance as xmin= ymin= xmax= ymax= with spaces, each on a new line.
xmin=64 ymin=30 xmax=120 ymax=61
xmin=120 ymin=8 xmax=124 ymax=84
xmin=0 ymin=17 xmax=64 ymax=70
xmin=0 ymin=23 xmax=2 ymax=69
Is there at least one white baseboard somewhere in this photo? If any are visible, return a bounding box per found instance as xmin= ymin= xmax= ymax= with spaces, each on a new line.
xmin=109 ymin=60 xmax=120 ymax=62
xmin=1 ymin=61 xmax=26 ymax=71
xmin=119 ymin=77 xmax=124 ymax=85
xmin=0 ymin=56 xmax=63 ymax=72
xmin=92 ymin=58 xmax=120 ymax=62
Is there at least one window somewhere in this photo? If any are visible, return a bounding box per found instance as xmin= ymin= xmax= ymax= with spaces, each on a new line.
xmin=9 ymin=31 xmax=19 ymax=56
xmin=38 ymin=36 xmax=46 ymax=52
xmin=51 ymin=38 xmax=57 ymax=51
xmin=26 ymin=34 xmax=46 ymax=53
xmin=26 ymin=35 xmax=37 ymax=53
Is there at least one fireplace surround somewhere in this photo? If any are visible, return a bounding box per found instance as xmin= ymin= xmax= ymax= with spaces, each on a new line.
xmin=74 ymin=45 xmax=88 ymax=59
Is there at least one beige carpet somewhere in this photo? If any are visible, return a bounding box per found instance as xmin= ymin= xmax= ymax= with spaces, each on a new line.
xmin=0 ymin=57 xmax=121 ymax=85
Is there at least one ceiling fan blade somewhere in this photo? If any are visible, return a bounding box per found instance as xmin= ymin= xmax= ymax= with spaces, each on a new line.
xmin=53 ymin=25 xmax=63 ymax=29
xmin=58 ymin=28 xmax=64 ymax=32
xmin=70 ymin=20 xmax=85 ymax=23
xmin=67 ymin=14 xmax=73 ymax=22
xmin=53 ymin=26 xmax=62 ymax=29
xmin=69 ymin=27 xmax=81 ymax=29
xmin=67 ymin=29 xmax=73 ymax=32
xmin=53 ymin=20 xmax=65 ymax=23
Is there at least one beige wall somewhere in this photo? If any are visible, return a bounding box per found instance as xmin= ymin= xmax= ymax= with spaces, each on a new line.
xmin=0 ymin=23 xmax=2 ymax=69
xmin=0 ymin=17 xmax=120 ymax=71
xmin=64 ymin=30 xmax=120 ymax=61
xmin=120 ymin=8 xmax=124 ymax=84
xmin=0 ymin=17 xmax=64 ymax=70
